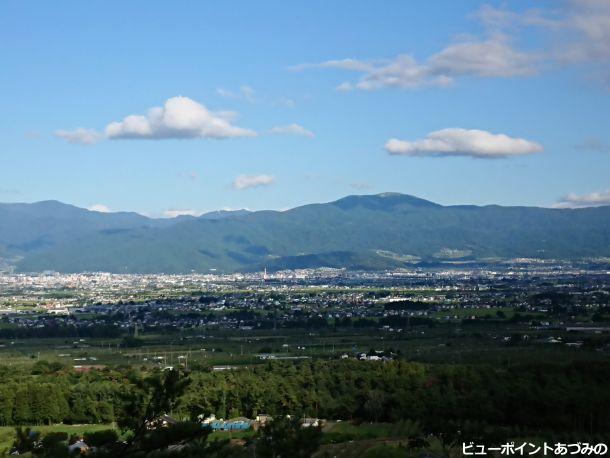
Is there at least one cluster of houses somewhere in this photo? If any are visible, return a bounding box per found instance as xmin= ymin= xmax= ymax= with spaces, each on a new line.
xmin=198 ymin=413 xmax=323 ymax=431
xmin=200 ymin=414 xmax=254 ymax=431
xmin=345 ymin=350 xmax=397 ymax=361
xmin=147 ymin=412 xmax=324 ymax=433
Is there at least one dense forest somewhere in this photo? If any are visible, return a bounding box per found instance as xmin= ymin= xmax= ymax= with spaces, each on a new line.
xmin=0 ymin=360 xmax=608 ymax=441
xmin=4 ymin=369 xmax=323 ymax=458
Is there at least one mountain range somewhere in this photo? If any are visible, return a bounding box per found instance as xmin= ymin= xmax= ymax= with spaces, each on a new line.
xmin=1 ymin=193 xmax=609 ymax=273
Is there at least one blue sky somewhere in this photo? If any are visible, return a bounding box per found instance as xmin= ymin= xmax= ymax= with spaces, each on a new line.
xmin=1 ymin=0 xmax=609 ymax=216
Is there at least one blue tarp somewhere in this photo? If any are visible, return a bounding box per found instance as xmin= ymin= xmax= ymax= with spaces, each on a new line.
xmin=208 ymin=421 xmax=251 ymax=430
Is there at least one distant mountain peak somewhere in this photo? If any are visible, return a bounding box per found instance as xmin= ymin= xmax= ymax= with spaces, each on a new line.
xmin=198 ymin=209 xmax=252 ymax=220
xmin=28 ymin=200 xmax=77 ymax=209
xmin=377 ymin=192 xmax=403 ymax=197
xmin=331 ymin=193 xmax=441 ymax=210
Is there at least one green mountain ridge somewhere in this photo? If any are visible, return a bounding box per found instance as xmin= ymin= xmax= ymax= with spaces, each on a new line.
xmin=1 ymin=193 xmax=609 ymax=273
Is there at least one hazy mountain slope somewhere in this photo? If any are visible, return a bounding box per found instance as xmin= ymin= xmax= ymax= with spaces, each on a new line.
xmin=0 ymin=200 xmax=181 ymax=257
xmin=9 ymin=193 xmax=610 ymax=273
xmin=0 ymin=201 xmax=148 ymax=253
xmin=199 ymin=209 xmax=252 ymax=220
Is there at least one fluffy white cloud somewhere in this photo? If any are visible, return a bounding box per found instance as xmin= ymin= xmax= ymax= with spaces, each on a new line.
xmin=55 ymin=128 xmax=103 ymax=145
xmin=232 ymin=174 xmax=275 ymax=190
xmin=553 ymin=190 xmax=610 ymax=208
xmin=163 ymin=209 xmax=202 ymax=218
xmin=268 ymin=124 xmax=314 ymax=137
xmin=56 ymin=97 xmax=256 ymax=145
xmin=385 ymin=128 xmax=543 ymax=158
xmin=105 ymin=96 xmax=256 ymax=140
xmin=88 ymin=204 xmax=111 ymax=213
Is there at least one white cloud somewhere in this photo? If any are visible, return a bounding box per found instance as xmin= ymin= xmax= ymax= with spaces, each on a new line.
xmin=554 ymin=190 xmax=610 ymax=208
xmin=55 ymin=128 xmax=103 ymax=145
xmin=216 ymin=88 xmax=235 ymax=98
xmin=336 ymin=82 xmax=355 ymax=91
xmin=218 ymin=86 xmax=299 ymax=108
xmin=232 ymin=174 xmax=275 ymax=190
xmin=292 ymin=35 xmax=536 ymax=91
xmin=385 ymin=128 xmax=543 ymax=158
xmin=291 ymin=1 xmax=610 ymax=91
xmin=475 ymin=2 xmax=610 ymax=87
xmin=88 ymin=204 xmax=111 ymax=213
xmin=216 ymin=85 xmax=256 ymax=103
xmin=268 ymin=123 xmax=314 ymax=138
xmin=105 ymin=96 xmax=256 ymax=140
xmin=427 ymin=37 xmax=536 ymax=78
xmin=56 ymin=97 xmax=256 ymax=145
xmin=474 ymin=2 xmax=610 ymax=60
xmin=549 ymin=0 xmax=610 ymax=64
xmin=349 ymin=55 xmax=433 ymax=90
xmin=545 ymin=0 xmax=610 ymax=88
xmin=163 ymin=209 xmax=202 ymax=218
xmin=473 ymin=5 xmax=520 ymax=32
xmin=214 ymin=110 xmax=240 ymax=122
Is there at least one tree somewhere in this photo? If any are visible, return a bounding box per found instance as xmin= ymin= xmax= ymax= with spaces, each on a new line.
xmin=114 ymin=369 xmax=215 ymax=458
xmin=0 ymin=386 xmax=15 ymax=426
xmin=255 ymin=416 xmax=322 ymax=458
xmin=25 ymin=370 xmax=226 ymax=458
xmin=363 ymin=390 xmax=387 ymax=422
xmin=121 ymin=336 xmax=144 ymax=348
xmin=40 ymin=432 xmax=69 ymax=458
xmin=83 ymin=430 xmax=118 ymax=448
xmin=12 ymin=387 xmax=31 ymax=425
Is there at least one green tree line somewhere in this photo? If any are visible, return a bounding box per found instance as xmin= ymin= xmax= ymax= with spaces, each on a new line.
xmin=0 ymin=359 xmax=608 ymax=440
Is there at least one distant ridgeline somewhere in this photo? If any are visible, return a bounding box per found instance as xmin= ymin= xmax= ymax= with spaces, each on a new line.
xmin=0 ymin=193 xmax=609 ymax=273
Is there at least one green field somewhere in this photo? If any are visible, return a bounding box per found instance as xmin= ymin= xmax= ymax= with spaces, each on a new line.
xmin=1 ymin=318 xmax=607 ymax=370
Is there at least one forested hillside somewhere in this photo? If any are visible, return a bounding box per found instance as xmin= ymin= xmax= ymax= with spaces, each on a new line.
xmin=2 ymin=193 xmax=609 ymax=273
